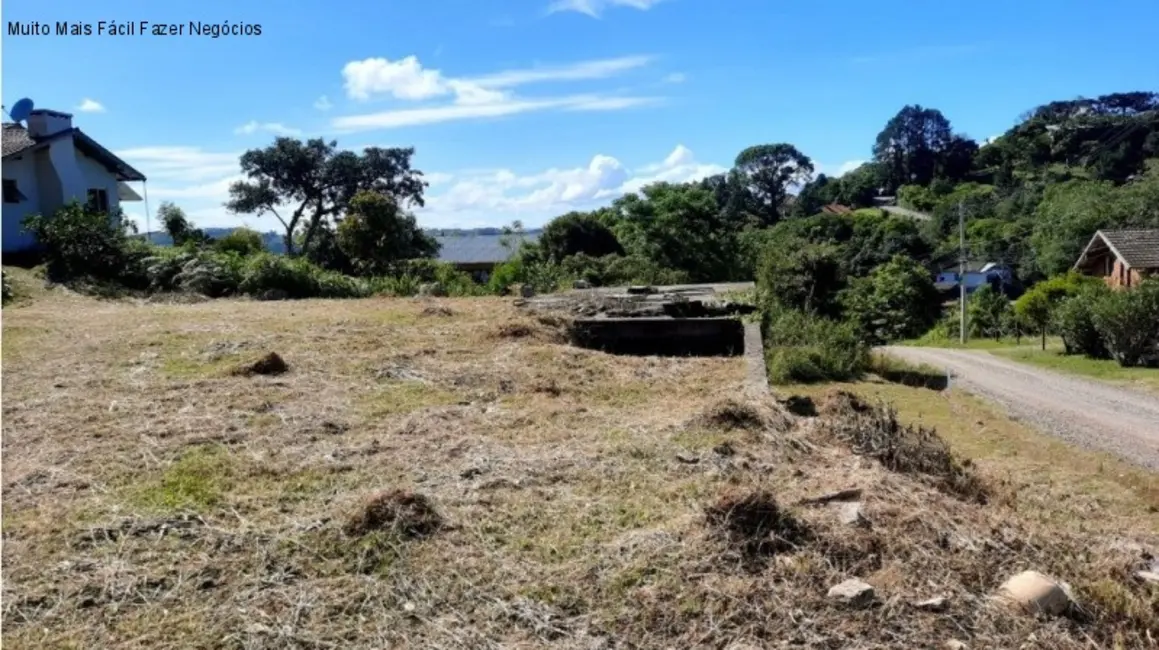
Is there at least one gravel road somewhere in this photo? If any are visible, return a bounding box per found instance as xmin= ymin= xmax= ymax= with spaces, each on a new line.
xmin=881 ymin=346 xmax=1159 ymax=470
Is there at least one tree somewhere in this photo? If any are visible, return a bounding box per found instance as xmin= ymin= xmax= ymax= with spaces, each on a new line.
xmin=1090 ymin=279 xmax=1159 ymax=367
xmin=1031 ymin=162 xmax=1159 ymax=276
xmin=733 ymin=143 xmax=814 ymax=225
xmin=613 ymin=182 xmax=740 ymax=282
xmin=873 ymin=105 xmax=956 ymax=192
xmin=336 ymin=191 xmax=438 ymax=275
xmin=839 ymin=255 xmax=942 ymax=345
xmin=757 ymin=238 xmax=845 ymax=317
xmin=1012 ymin=272 xmax=1099 ymax=350
xmin=968 ymin=284 xmax=1010 ymax=341
xmin=213 ymin=228 xmax=265 ymax=257
xmin=158 ymin=202 xmax=208 ymax=247
xmin=537 ymin=212 xmax=623 ymax=263
xmin=793 ymin=174 xmax=841 ymax=217
xmin=226 ymin=138 xmax=427 ymax=257
xmin=835 ymin=163 xmax=884 ymax=208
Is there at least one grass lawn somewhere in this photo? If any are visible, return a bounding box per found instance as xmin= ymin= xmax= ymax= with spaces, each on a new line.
xmin=901 ymin=335 xmax=1159 ymax=394
xmin=3 ymin=281 xmax=1158 ymax=648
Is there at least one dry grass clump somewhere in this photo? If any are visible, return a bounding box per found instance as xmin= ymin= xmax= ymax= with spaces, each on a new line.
xmin=820 ymin=388 xmax=871 ymax=416
xmin=823 ymin=390 xmax=988 ymax=503
xmin=342 ymin=489 xmax=443 ymax=538
xmin=704 ymin=490 xmax=812 ymax=557
xmin=229 ymin=351 xmax=288 ymax=377
xmin=420 ymin=305 xmax=455 ymax=317
xmin=693 ymin=398 xmax=793 ymax=433
xmin=492 ymin=315 xmax=570 ymax=343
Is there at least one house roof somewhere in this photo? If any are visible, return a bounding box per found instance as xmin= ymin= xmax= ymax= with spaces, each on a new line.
xmin=1 ymin=122 xmax=146 ymax=182
xmin=2 ymin=122 xmax=40 ymax=157
xmin=1075 ymin=229 xmax=1159 ymax=270
xmin=434 ymin=232 xmax=540 ymax=265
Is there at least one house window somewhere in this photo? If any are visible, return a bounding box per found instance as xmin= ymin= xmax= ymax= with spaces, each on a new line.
xmin=2 ymin=179 xmax=22 ymax=203
xmin=87 ymin=188 xmax=110 ymax=213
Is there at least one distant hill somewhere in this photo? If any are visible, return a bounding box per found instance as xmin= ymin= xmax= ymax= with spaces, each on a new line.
xmin=138 ymin=227 xmax=544 ymax=257
xmin=140 ymin=228 xmax=287 ymax=254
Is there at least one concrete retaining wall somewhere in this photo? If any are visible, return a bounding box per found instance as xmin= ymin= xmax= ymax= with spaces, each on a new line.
xmin=570 ymin=317 xmax=745 ymax=357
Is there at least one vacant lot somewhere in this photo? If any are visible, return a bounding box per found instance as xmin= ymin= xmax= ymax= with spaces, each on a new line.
xmin=3 ymin=286 xmax=1158 ymax=649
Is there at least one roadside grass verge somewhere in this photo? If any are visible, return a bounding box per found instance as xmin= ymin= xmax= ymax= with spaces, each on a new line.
xmin=899 ymin=335 xmax=1159 ymax=393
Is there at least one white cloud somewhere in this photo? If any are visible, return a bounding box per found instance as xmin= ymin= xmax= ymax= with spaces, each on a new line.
xmin=814 ymin=160 xmax=866 ymax=179
xmin=663 ymin=72 xmax=686 ymax=84
xmin=314 ymin=95 xmax=333 ymax=111
xmin=234 ymin=121 xmax=302 ymax=136
xmin=334 ymin=55 xmax=658 ymax=131
xmin=332 ymin=94 xmax=659 ymax=131
xmin=112 ymin=143 xmax=723 ymax=232
xmin=76 ymin=98 xmax=105 ymax=113
xmin=341 ymin=54 xmax=651 ymax=104
xmin=468 ymin=55 xmax=653 ymax=88
xmin=548 ymin=0 xmax=667 ymax=18
xmin=420 ymin=144 xmax=726 ymax=227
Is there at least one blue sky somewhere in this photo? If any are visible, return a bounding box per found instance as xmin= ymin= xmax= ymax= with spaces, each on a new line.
xmin=3 ymin=0 xmax=1158 ymax=230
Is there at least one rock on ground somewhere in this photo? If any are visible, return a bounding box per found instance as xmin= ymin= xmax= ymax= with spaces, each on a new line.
xmin=827 ymin=578 xmax=875 ymax=607
xmin=996 ymin=570 xmax=1074 ymax=615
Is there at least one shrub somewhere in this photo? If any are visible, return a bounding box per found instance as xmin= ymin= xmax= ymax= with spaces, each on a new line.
xmin=22 ymin=202 xmax=136 ymax=283
xmin=214 ymin=228 xmax=265 ymax=256
xmin=368 ymin=274 xmax=422 ymax=297
xmin=2 ymin=271 xmax=11 ymax=306
xmin=237 ymin=253 xmax=368 ymax=299
xmin=839 ymin=255 xmax=942 ymax=345
xmin=1053 ymin=287 xmax=1111 ymax=358
xmin=538 ymin=211 xmax=624 ymax=263
xmin=967 ymin=284 xmax=1010 ymax=340
xmin=763 ymin=308 xmax=870 ymax=383
xmin=1090 ymin=279 xmax=1159 ymax=367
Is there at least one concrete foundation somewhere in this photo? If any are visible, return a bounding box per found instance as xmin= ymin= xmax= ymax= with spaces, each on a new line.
xmin=570 ymin=317 xmax=745 ymax=357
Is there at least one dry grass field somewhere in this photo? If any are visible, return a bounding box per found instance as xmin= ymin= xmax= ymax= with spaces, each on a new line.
xmin=2 ymin=280 xmax=1157 ymax=649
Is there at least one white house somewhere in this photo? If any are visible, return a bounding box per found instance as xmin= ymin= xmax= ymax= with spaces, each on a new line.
xmin=2 ymin=109 xmax=146 ymax=254
xmin=935 ymin=262 xmax=1014 ymax=294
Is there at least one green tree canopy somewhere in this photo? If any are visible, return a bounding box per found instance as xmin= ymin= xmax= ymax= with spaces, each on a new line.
xmin=336 ymin=191 xmax=438 ymax=275
xmin=226 ymin=138 xmax=427 ymax=257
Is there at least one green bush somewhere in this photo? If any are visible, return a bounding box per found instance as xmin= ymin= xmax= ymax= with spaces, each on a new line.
xmin=368 ymin=274 xmax=421 ymax=297
xmin=1090 ymin=279 xmax=1159 ymax=367
xmin=237 ymin=254 xmax=333 ymax=298
xmin=1053 ymin=287 xmax=1110 ymax=358
xmin=22 ymin=202 xmax=137 ymax=284
xmin=214 ymin=228 xmax=265 ymax=256
xmin=763 ymin=307 xmax=870 ymax=383
xmin=839 ymin=255 xmax=942 ymax=345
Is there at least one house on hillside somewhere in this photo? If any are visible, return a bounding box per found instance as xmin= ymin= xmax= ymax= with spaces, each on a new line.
xmin=2 ymin=109 xmax=147 ymax=255
xmin=432 ymin=231 xmax=541 ymax=282
xmin=935 ymin=262 xmax=1015 ymax=295
xmin=1073 ymin=229 xmax=1159 ymax=289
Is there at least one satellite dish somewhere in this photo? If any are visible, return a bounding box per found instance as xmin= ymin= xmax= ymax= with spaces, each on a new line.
xmin=9 ymin=98 xmax=34 ymax=123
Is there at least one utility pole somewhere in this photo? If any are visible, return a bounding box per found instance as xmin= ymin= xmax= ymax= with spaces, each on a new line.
xmin=959 ymin=202 xmax=967 ymax=346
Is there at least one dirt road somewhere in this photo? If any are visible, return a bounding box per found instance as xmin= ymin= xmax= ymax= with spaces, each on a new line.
xmin=881 ymin=346 xmax=1159 ymax=470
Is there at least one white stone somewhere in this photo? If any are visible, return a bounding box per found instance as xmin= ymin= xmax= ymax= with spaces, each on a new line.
xmin=996 ymin=570 xmax=1074 ymax=615
xmin=827 ymin=578 xmax=874 ymax=607
xmin=838 ymin=501 xmax=868 ymax=527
